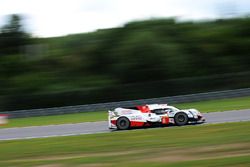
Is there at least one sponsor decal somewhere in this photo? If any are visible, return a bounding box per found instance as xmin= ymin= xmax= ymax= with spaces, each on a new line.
xmin=130 ymin=115 xmax=143 ymax=121
xmin=121 ymin=110 xmax=133 ymax=115
xmin=161 ymin=116 xmax=169 ymax=124
xmin=169 ymin=118 xmax=175 ymax=123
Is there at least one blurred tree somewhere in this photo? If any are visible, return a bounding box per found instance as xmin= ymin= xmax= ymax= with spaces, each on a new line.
xmin=0 ymin=14 xmax=30 ymax=55
xmin=1 ymin=16 xmax=250 ymax=111
xmin=109 ymin=30 xmax=168 ymax=83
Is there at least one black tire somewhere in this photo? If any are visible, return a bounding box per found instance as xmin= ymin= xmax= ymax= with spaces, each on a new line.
xmin=116 ymin=117 xmax=130 ymax=130
xmin=174 ymin=112 xmax=188 ymax=126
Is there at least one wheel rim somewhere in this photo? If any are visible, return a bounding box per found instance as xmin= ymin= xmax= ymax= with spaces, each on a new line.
xmin=120 ymin=120 xmax=127 ymax=127
xmin=178 ymin=115 xmax=185 ymax=122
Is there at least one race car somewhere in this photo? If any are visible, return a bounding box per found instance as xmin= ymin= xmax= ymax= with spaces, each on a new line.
xmin=108 ymin=104 xmax=205 ymax=130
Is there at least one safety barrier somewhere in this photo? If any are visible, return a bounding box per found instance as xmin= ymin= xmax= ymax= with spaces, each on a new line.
xmin=1 ymin=88 xmax=250 ymax=118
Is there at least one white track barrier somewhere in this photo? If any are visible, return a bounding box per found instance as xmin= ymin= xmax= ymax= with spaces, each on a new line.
xmin=0 ymin=114 xmax=8 ymax=125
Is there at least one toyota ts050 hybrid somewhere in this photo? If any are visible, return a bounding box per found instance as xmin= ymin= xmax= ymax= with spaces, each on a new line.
xmin=108 ymin=104 xmax=205 ymax=130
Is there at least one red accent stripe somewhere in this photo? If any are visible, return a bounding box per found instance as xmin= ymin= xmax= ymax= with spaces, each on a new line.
xmin=161 ymin=116 xmax=169 ymax=124
xmin=130 ymin=121 xmax=144 ymax=127
xmin=111 ymin=120 xmax=117 ymax=125
xmin=111 ymin=120 xmax=144 ymax=127
xmin=136 ymin=105 xmax=150 ymax=113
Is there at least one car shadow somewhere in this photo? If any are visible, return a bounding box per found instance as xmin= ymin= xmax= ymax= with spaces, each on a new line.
xmin=110 ymin=122 xmax=206 ymax=132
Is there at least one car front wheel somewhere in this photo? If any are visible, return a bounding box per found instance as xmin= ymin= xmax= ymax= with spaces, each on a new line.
xmin=174 ymin=112 xmax=188 ymax=126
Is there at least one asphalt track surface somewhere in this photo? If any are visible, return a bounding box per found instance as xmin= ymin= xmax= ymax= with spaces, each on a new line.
xmin=1 ymin=109 xmax=250 ymax=141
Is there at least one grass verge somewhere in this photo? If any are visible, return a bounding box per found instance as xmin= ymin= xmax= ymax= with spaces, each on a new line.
xmin=175 ymin=96 xmax=250 ymax=113
xmin=0 ymin=121 xmax=250 ymax=166
xmin=1 ymin=96 xmax=250 ymax=128
xmin=1 ymin=111 xmax=106 ymax=128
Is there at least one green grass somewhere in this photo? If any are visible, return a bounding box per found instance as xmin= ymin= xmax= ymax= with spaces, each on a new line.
xmin=1 ymin=96 xmax=250 ymax=128
xmin=175 ymin=96 xmax=250 ymax=113
xmin=0 ymin=121 xmax=250 ymax=166
xmin=1 ymin=111 xmax=106 ymax=128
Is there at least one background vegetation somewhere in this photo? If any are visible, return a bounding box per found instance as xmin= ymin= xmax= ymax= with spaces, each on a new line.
xmin=1 ymin=15 xmax=250 ymax=111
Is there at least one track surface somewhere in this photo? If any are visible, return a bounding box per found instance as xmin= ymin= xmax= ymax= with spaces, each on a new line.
xmin=1 ymin=109 xmax=250 ymax=141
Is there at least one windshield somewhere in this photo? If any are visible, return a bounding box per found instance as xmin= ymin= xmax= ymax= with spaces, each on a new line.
xmin=163 ymin=106 xmax=180 ymax=113
xmin=170 ymin=106 xmax=180 ymax=112
xmin=151 ymin=109 xmax=168 ymax=115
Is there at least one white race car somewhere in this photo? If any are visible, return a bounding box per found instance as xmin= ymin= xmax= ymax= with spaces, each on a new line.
xmin=108 ymin=104 xmax=205 ymax=130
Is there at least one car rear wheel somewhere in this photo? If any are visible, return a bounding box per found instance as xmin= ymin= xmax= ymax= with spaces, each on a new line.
xmin=174 ymin=112 xmax=188 ymax=126
xmin=116 ymin=117 xmax=130 ymax=130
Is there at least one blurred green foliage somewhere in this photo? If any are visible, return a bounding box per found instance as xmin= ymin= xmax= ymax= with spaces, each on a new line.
xmin=0 ymin=14 xmax=30 ymax=55
xmin=0 ymin=16 xmax=250 ymax=111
